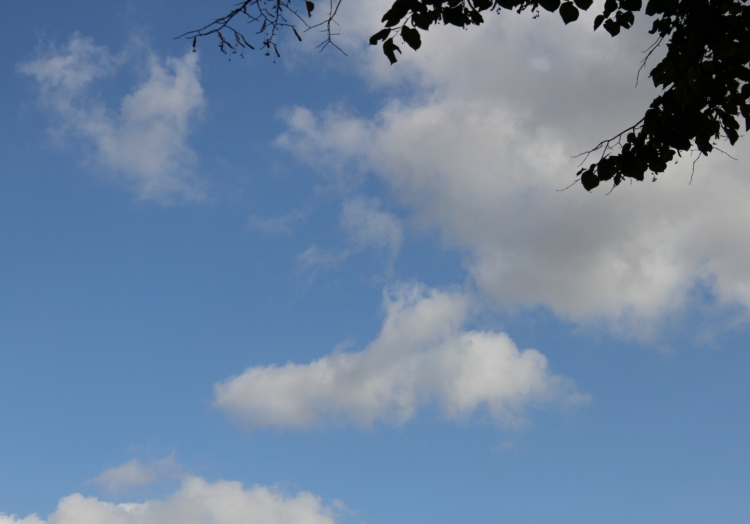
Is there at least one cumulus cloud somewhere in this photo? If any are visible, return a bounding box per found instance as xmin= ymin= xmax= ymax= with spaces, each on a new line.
xmin=277 ymin=9 xmax=750 ymax=329
xmin=20 ymin=34 xmax=205 ymax=202
xmin=0 ymin=477 xmax=335 ymax=524
xmin=91 ymin=456 xmax=182 ymax=494
xmin=214 ymin=283 xmax=587 ymax=429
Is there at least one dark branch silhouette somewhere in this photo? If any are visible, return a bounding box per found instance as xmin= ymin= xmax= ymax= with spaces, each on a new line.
xmin=176 ymin=0 xmax=346 ymax=58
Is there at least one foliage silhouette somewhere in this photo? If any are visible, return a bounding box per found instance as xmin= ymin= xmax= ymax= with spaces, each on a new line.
xmin=181 ymin=0 xmax=750 ymax=191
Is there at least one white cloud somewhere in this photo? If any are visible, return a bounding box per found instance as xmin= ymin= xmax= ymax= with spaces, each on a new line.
xmin=0 ymin=477 xmax=335 ymax=524
xmin=20 ymin=35 xmax=205 ymax=202
xmin=91 ymin=456 xmax=182 ymax=494
xmin=277 ymin=9 xmax=750 ymax=330
xmin=214 ymin=283 xmax=587 ymax=429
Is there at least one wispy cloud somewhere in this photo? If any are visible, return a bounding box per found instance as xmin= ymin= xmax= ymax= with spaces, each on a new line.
xmin=214 ymin=283 xmax=587 ymax=429
xmin=341 ymin=197 xmax=403 ymax=258
xmin=90 ymin=456 xmax=182 ymax=494
xmin=297 ymin=197 xmax=403 ymax=275
xmin=247 ymin=209 xmax=307 ymax=235
xmin=20 ymin=34 xmax=206 ymax=202
xmin=297 ymin=245 xmax=352 ymax=270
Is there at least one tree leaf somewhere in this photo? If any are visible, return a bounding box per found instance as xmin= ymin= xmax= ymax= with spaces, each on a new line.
xmin=573 ymin=0 xmax=593 ymax=10
xmin=726 ymin=126 xmax=740 ymax=144
xmin=401 ymin=26 xmax=422 ymax=50
xmin=616 ymin=10 xmax=634 ymax=28
xmin=469 ymin=9 xmax=484 ymax=24
xmin=581 ymin=168 xmax=600 ymax=190
xmin=305 ymin=1 xmax=314 ymax=17
xmin=645 ymin=0 xmax=663 ymax=15
xmin=538 ymin=0 xmax=561 ymax=12
xmin=443 ymin=6 xmax=470 ymax=26
xmin=383 ymin=38 xmax=402 ymax=64
xmin=603 ymin=18 xmax=621 ymax=36
xmin=411 ymin=11 xmax=433 ymax=29
xmin=593 ymin=14 xmax=605 ymax=30
xmin=597 ymin=157 xmax=617 ymax=181
xmin=559 ymin=2 xmax=580 ymax=23
xmin=369 ymin=28 xmax=392 ymax=45
xmin=382 ymin=0 xmax=411 ymax=26
xmin=620 ymin=0 xmax=642 ymax=11
xmin=740 ymin=102 xmax=750 ymax=132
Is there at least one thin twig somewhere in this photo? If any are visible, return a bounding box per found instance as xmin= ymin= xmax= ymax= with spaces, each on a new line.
xmin=636 ymin=36 xmax=663 ymax=87
xmin=573 ymin=118 xmax=644 ymax=166
xmin=176 ymin=0 xmax=345 ymax=57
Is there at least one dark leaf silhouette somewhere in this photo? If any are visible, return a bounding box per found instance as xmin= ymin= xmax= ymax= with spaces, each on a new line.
xmin=580 ymin=168 xmax=600 ymax=191
xmin=559 ymin=2 xmax=579 ymax=24
xmin=539 ymin=0 xmax=562 ymax=12
xmin=383 ymin=37 xmax=402 ymax=64
xmin=603 ymin=18 xmax=620 ymax=36
xmin=401 ymin=25 xmax=422 ymax=50
xmin=370 ymin=29 xmax=392 ymax=45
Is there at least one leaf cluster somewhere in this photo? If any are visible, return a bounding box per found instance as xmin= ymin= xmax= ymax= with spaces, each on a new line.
xmin=371 ymin=0 xmax=750 ymax=191
xmin=370 ymin=0 xmax=603 ymax=66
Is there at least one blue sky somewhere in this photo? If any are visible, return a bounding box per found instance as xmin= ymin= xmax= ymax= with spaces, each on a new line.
xmin=1 ymin=1 xmax=750 ymax=523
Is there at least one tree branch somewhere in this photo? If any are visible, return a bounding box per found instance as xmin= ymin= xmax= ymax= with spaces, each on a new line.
xmin=176 ymin=0 xmax=345 ymax=57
